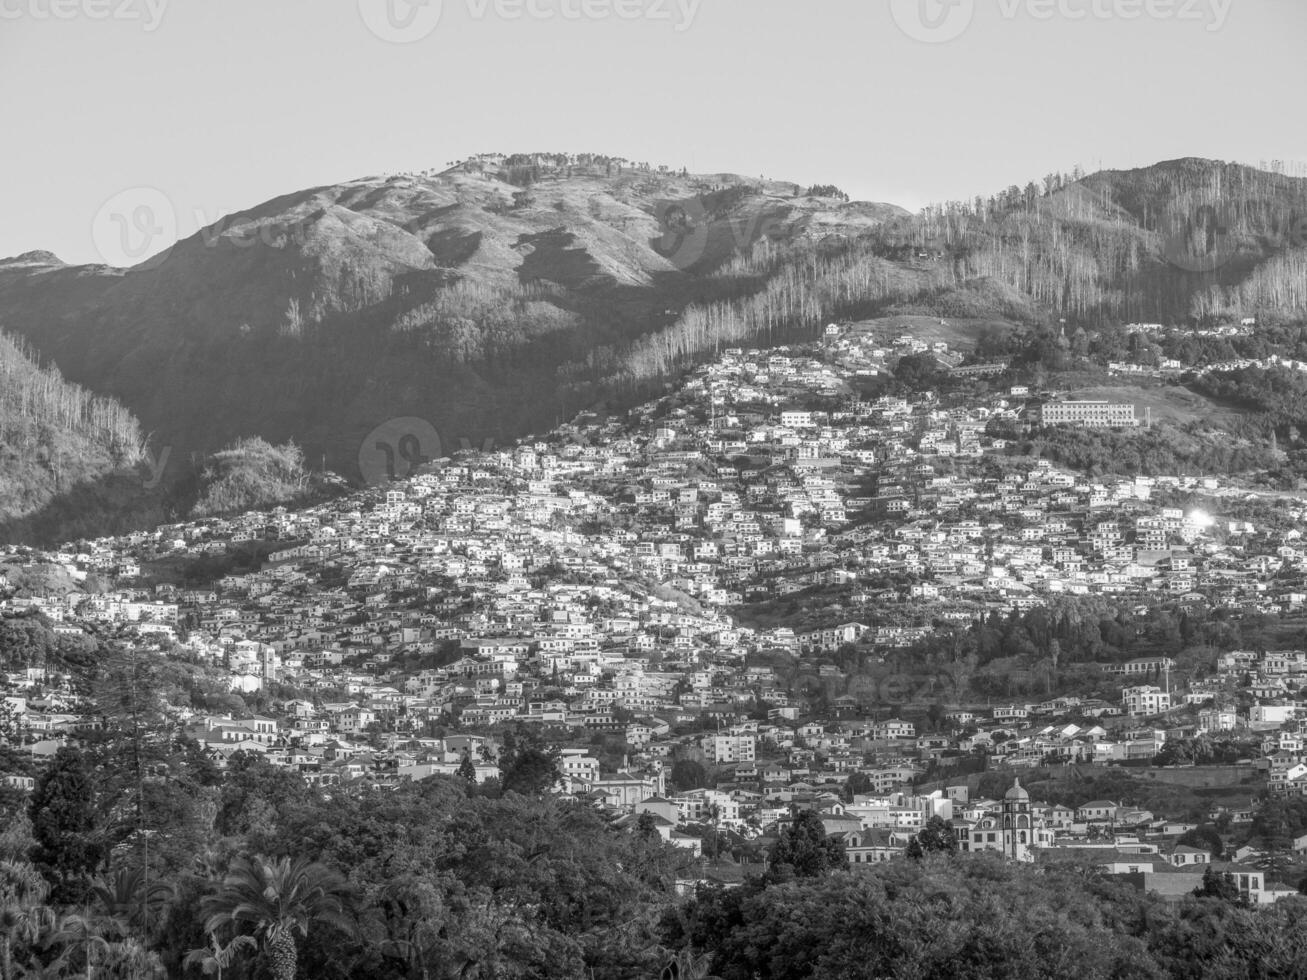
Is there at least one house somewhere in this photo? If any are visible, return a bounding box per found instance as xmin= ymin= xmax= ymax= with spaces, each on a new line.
xmin=1167 ymin=845 xmax=1210 ymax=867
xmin=1128 ymin=863 xmax=1271 ymax=905
xmin=841 ymin=828 xmax=905 ymax=865
xmin=1077 ymin=800 xmax=1119 ymax=823
xmin=1122 ymin=686 xmax=1171 ymax=717
xmin=1046 ymin=805 xmax=1076 ymax=828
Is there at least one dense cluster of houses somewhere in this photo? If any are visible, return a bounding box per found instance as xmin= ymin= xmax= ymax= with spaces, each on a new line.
xmin=4 ymin=328 xmax=1307 ymax=898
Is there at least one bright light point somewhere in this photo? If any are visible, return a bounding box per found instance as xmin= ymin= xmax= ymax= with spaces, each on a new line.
xmin=1189 ymin=510 xmax=1214 ymax=529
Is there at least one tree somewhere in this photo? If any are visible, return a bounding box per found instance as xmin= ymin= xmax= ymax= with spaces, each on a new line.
xmin=456 ymin=752 xmax=477 ymax=784
xmin=216 ymin=752 xmax=312 ymax=839
xmin=670 ymin=760 xmax=707 ymax=793
xmin=497 ymin=729 xmax=561 ymax=796
xmin=660 ymin=947 xmax=721 ymax=980
xmin=767 ymin=810 xmax=845 ymax=881
xmin=893 ymin=353 xmax=943 ymax=391
xmin=842 ymin=772 xmax=871 ymax=802
xmin=88 ymin=865 xmax=174 ymax=938
xmin=202 ymin=856 xmax=355 ymax=980
xmin=0 ymin=860 xmax=54 ymax=980
xmin=906 ymin=816 xmax=957 ymax=859
xmin=1177 ymin=825 xmax=1224 ymax=859
xmin=28 ymin=747 xmax=101 ymax=902
xmin=183 ymin=933 xmax=256 ymax=979
xmin=1193 ymin=866 xmax=1243 ymax=904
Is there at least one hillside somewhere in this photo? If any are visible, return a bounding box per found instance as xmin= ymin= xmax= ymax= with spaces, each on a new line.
xmin=1 ymin=155 xmax=1304 ymax=497
xmin=0 ymin=154 xmax=906 ymax=483
xmin=871 ymin=158 xmax=1307 ymax=323
xmin=0 ymin=331 xmax=144 ymax=530
xmin=0 ymin=434 xmax=338 ymax=547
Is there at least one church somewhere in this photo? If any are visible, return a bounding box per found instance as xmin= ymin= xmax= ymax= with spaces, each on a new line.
xmin=959 ymin=778 xmax=1054 ymax=862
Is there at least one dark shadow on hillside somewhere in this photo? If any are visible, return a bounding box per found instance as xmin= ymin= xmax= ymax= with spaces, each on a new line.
xmin=0 ymin=467 xmax=179 ymax=547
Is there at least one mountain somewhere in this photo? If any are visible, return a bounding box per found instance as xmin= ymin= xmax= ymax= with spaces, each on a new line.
xmin=1 ymin=155 xmax=1304 ymax=498
xmin=0 ymin=155 xmax=905 ymax=485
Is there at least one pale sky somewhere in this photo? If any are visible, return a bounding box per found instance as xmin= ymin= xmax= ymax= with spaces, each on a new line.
xmin=2 ymin=0 xmax=1304 ymax=265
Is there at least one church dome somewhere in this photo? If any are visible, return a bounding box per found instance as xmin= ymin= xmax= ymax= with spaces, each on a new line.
xmin=1005 ymin=778 xmax=1029 ymax=801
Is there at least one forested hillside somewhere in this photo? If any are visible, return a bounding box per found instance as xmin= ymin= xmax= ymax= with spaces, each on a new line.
xmin=602 ymin=159 xmax=1307 ymax=392
xmin=0 ymin=334 xmax=329 ymax=542
xmin=878 ymin=158 xmax=1307 ymax=323
xmin=0 ymin=331 xmax=143 ymax=526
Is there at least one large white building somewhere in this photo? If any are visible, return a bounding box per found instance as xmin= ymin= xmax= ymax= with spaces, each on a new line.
xmin=1039 ymin=401 xmax=1138 ymax=428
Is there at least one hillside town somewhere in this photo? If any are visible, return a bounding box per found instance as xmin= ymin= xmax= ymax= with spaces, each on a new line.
xmin=5 ymin=326 xmax=1307 ymax=901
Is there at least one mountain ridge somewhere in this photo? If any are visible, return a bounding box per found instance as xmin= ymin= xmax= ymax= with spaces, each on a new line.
xmin=1 ymin=154 xmax=1304 ymax=510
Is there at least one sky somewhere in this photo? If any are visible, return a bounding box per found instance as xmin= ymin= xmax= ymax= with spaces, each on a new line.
xmin=2 ymin=0 xmax=1305 ymax=265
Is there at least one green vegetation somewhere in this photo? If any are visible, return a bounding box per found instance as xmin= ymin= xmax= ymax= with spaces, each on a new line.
xmin=5 ymin=631 xmax=1307 ymax=977
xmin=665 ymin=851 xmax=1307 ymax=980
xmin=191 ymin=438 xmax=311 ymax=518
xmin=5 ymin=757 xmax=689 ymax=979
xmin=804 ymin=185 xmax=849 ymax=201
xmin=0 ymin=331 xmax=143 ymax=533
xmin=990 ymin=419 xmax=1279 ymax=479
xmin=1 ymin=434 xmax=336 ymax=547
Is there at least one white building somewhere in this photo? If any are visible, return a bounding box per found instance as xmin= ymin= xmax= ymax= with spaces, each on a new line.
xmin=1039 ymin=401 xmax=1138 ymax=428
xmin=961 ymin=780 xmax=1053 ymax=862
xmin=703 ymin=733 xmax=756 ymax=764
xmin=1123 ymin=685 xmax=1171 ymax=717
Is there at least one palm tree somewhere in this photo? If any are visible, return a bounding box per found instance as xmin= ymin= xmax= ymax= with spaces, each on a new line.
xmin=183 ymin=933 xmax=256 ymax=979
xmin=202 ymin=856 xmax=354 ymax=980
xmin=1 ymin=901 xmax=56 ymax=980
xmin=43 ymin=910 xmax=115 ymax=980
xmin=87 ymin=866 xmax=172 ymax=937
xmin=660 ymin=948 xmax=722 ymax=980
xmin=0 ymin=861 xmax=54 ymax=980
